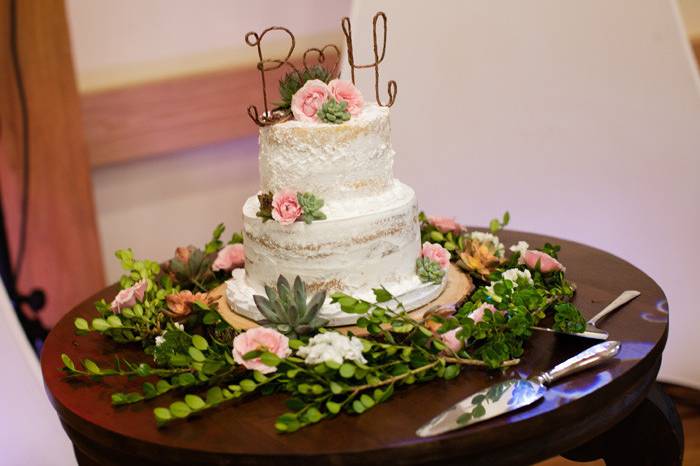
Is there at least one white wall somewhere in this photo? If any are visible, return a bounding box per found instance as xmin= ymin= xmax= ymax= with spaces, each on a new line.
xmin=348 ymin=0 xmax=700 ymax=388
xmin=66 ymin=0 xmax=351 ymax=92
xmin=67 ymin=1 xmax=700 ymax=387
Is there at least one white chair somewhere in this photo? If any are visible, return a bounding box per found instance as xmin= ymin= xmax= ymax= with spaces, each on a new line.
xmin=347 ymin=0 xmax=700 ymax=388
xmin=0 ymin=280 xmax=76 ymax=465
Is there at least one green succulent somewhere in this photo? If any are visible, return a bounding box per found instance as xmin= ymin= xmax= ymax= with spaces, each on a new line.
xmin=317 ymin=99 xmax=351 ymax=124
xmin=253 ymin=275 xmax=328 ymax=337
xmin=416 ymin=257 xmax=446 ymax=284
xmin=278 ymin=65 xmax=333 ymax=110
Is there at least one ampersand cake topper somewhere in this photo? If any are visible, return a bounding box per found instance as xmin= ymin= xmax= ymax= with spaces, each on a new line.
xmin=245 ymin=11 xmax=397 ymax=127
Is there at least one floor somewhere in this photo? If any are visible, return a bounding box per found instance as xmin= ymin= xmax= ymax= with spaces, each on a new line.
xmin=537 ymin=398 xmax=700 ymax=466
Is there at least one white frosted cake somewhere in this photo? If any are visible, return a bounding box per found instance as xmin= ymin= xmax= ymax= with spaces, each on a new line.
xmin=227 ymin=103 xmax=446 ymax=325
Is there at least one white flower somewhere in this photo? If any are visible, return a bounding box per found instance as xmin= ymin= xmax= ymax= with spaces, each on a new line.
xmin=469 ymin=231 xmax=506 ymax=257
xmin=297 ymin=332 xmax=367 ymax=366
xmin=175 ymin=323 xmax=184 ymax=331
xmin=501 ymin=268 xmax=534 ymax=286
xmin=509 ymin=241 xmax=529 ymax=263
xmin=155 ymin=334 xmax=166 ymax=346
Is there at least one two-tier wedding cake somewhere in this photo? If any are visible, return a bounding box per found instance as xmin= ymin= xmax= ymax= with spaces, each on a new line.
xmin=226 ymin=24 xmax=450 ymax=326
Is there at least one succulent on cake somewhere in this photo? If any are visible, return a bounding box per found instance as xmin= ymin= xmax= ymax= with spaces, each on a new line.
xmin=317 ymin=98 xmax=351 ymax=124
xmin=416 ymin=257 xmax=446 ymax=284
xmin=417 ymin=242 xmax=450 ymax=284
xmin=252 ymin=275 xmax=328 ymax=337
xmin=256 ymin=190 xmax=326 ymax=225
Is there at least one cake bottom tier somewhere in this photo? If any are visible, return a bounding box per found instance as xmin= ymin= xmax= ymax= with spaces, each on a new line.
xmin=228 ymin=182 xmax=445 ymax=325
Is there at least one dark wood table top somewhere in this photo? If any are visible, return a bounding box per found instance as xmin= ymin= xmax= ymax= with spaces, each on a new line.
xmin=40 ymin=230 xmax=669 ymax=465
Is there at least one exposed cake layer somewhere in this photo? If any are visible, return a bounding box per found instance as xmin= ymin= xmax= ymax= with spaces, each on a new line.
xmin=242 ymin=182 xmax=420 ymax=295
xmin=259 ymin=104 xmax=394 ymax=202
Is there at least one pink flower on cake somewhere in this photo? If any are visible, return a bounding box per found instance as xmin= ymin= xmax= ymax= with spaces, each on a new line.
xmin=110 ymin=279 xmax=147 ymax=313
xmin=427 ymin=216 xmax=462 ymax=234
xmin=522 ymin=250 xmax=566 ymax=273
xmin=468 ymin=302 xmax=501 ymax=323
xmin=291 ymin=79 xmax=330 ymax=122
xmin=232 ymin=327 xmax=291 ymax=374
xmin=327 ymin=79 xmax=364 ymax=116
xmin=212 ymin=244 xmax=245 ymax=272
xmin=421 ymin=242 xmax=450 ymax=270
xmin=271 ymin=190 xmax=302 ymax=225
xmin=440 ymin=328 xmax=463 ymax=353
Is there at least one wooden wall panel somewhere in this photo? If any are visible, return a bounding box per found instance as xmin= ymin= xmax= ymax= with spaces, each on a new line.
xmin=0 ymin=0 xmax=104 ymax=327
xmin=81 ymin=51 xmax=340 ymax=167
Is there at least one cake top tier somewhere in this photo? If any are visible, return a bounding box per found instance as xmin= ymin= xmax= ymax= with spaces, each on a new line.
xmin=258 ymin=104 xmax=395 ymax=202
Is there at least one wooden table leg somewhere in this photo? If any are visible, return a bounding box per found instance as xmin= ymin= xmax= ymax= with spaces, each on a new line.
xmin=562 ymin=382 xmax=684 ymax=465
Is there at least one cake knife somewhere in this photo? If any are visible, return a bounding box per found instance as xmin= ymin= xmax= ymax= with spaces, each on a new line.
xmin=415 ymin=340 xmax=620 ymax=437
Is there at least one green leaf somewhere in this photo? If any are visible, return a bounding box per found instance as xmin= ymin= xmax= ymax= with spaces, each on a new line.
xmin=360 ymin=394 xmax=375 ymax=409
xmin=169 ymin=401 xmax=191 ymax=418
xmin=106 ymin=315 xmax=122 ymax=328
xmin=326 ymin=401 xmax=341 ymax=414
xmin=240 ymin=379 xmax=256 ymax=392
xmin=154 ymin=407 xmax=172 ymax=423
xmin=373 ymin=288 xmax=393 ymax=303
xmin=185 ymin=394 xmax=206 ymax=410
xmin=136 ymin=363 xmax=151 ymax=377
xmin=352 ymin=400 xmax=366 ymax=414
xmin=306 ymin=407 xmax=323 ymax=423
xmin=330 ymin=381 xmax=344 ymax=394
xmin=260 ymin=352 xmax=282 ymax=367
xmin=142 ymin=382 xmax=157 ymax=398
xmin=92 ymin=318 xmax=109 ymax=332
xmin=188 ymin=347 xmax=206 ymax=362
xmin=83 ymin=359 xmax=101 ymax=375
xmin=74 ymin=318 xmax=89 ymax=332
xmin=156 ymin=380 xmax=171 ymax=394
xmin=339 ymin=363 xmax=356 ymax=378
xmin=61 ymin=354 xmax=75 ymax=371
xmin=191 ymin=334 xmax=209 ymax=351
xmin=206 ymin=387 xmax=224 ymax=405
xmin=177 ymin=373 xmax=196 ymax=386
xmin=444 ymin=365 xmax=460 ymax=380
xmin=202 ymin=311 xmax=221 ymax=325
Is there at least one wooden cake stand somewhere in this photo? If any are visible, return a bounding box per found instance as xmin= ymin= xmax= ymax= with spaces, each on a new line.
xmin=214 ymin=263 xmax=473 ymax=335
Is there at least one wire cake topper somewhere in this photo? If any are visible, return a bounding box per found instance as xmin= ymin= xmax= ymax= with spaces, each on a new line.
xmin=341 ymin=11 xmax=397 ymax=108
xmin=245 ymin=11 xmax=397 ymax=127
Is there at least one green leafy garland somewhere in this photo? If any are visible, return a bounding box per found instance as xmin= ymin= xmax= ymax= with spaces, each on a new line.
xmin=60 ymin=214 xmax=585 ymax=433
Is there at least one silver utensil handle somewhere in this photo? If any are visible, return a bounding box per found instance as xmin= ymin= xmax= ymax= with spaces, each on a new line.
xmin=587 ymin=290 xmax=640 ymax=327
xmin=538 ymin=341 xmax=620 ymax=385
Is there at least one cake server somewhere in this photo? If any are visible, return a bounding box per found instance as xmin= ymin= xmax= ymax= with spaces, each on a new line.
xmin=531 ymin=290 xmax=640 ymax=340
xmin=415 ymin=340 xmax=620 ymax=437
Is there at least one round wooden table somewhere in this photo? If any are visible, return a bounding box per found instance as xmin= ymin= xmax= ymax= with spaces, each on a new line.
xmin=40 ymin=230 xmax=683 ymax=465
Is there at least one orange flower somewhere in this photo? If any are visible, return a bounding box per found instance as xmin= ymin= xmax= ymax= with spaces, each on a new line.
xmin=458 ymin=234 xmax=504 ymax=278
xmin=164 ymin=290 xmax=212 ymax=320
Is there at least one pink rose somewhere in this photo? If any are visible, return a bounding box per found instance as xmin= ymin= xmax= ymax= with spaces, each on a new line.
xmin=291 ymin=79 xmax=329 ymax=122
xmin=427 ymin=216 xmax=462 ymax=234
xmin=212 ymin=244 xmax=245 ymax=272
xmin=440 ymin=328 xmax=463 ymax=353
xmin=232 ymin=327 xmax=291 ymax=374
xmin=110 ymin=279 xmax=147 ymax=313
xmin=522 ymin=250 xmax=566 ymax=273
xmin=327 ymin=79 xmax=364 ymax=116
xmin=421 ymin=242 xmax=451 ymax=270
xmin=467 ymin=302 xmax=500 ymax=323
xmin=271 ymin=190 xmax=302 ymax=225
